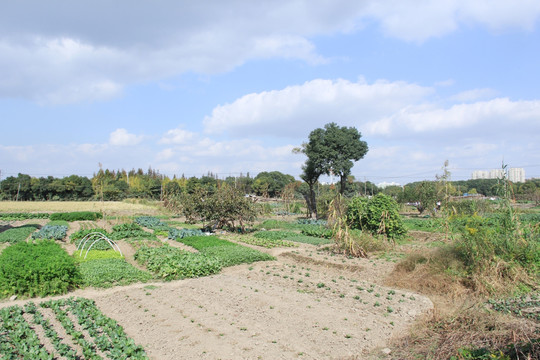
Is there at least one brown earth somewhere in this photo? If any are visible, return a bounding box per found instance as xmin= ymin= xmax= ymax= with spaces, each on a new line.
xmin=0 ymin=237 xmax=433 ymax=360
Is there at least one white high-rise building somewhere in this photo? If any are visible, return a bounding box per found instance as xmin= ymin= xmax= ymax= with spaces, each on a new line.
xmin=471 ymin=170 xmax=489 ymax=180
xmin=489 ymin=169 xmax=505 ymax=179
xmin=508 ymin=168 xmax=525 ymax=183
xmin=471 ymin=167 xmax=525 ymax=182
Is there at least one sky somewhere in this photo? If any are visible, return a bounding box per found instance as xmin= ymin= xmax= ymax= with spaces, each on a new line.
xmin=1 ymin=0 xmax=540 ymax=186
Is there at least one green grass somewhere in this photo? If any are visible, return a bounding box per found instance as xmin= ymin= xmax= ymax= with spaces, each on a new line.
xmin=0 ymin=224 xmax=40 ymax=244
xmin=286 ymin=235 xmax=333 ymax=245
xmin=402 ymin=218 xmax=442 ymax=232
xmin=78 ymin=258 xmax=152 ymax=288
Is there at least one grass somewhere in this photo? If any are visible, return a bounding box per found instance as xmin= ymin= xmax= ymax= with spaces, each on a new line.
xmin=383 ymin=217 xmax=540 ymax=360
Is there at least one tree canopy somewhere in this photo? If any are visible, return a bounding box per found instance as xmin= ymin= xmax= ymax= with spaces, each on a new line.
xmin=304 ymin=122 xmax=368 ymax=194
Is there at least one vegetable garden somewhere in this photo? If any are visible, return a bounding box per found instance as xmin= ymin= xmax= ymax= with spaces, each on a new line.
xmin=0 ymin=197 xmax=537 ymax=359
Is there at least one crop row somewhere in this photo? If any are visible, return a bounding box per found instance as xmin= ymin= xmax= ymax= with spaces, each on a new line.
xmin=0 ymin=297 xmax=147 ymax=359
xmin=0 ymin=224 xmax=40 ymax=244
xmin=31 ymin=225 xmax=68 ymax=241
xmin=0 ymin=211 xmax=101 ymax=222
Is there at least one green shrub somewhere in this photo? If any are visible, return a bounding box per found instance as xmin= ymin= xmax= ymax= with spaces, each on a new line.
xmin=79 ymin=259 xmax=152 ymax=288
xmin=0 ymin=224 xmax=40 ymax=244
xmin=135 ymin=245 xmax=221 ymax=280
xmin=455 ymin=215 xmax=540 ymax=271
xmin=31 ymin=225 xmax=68 ymax=240
xmin=49 ymin=212 xmax=102 ymax=222
xmin=347 ymin=194 xmax=406 ymax=239
xmin=0 ymin=240 xmax=81 ymax=298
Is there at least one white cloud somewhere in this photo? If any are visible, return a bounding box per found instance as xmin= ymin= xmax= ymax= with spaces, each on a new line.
xmin=449 ymin=88 xmax=498 ymax=102
xmin=159 ymin=128 xmax=197 ymax=145
xmin=1 ymin=1 xmax=539 ymax=103
xmin=365 ymin=0 xmax=540 ymax=42
xmin=109 ymin=129 xmax=143 ymax=146
xmin=203 ymin=78 xmax=433 ymax=137
xmin=365 ymin=98 xmax=540 ymax=136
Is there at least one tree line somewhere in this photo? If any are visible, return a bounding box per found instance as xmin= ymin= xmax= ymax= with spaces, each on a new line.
xmin=2 ymin=168 xmax=537 ymax=205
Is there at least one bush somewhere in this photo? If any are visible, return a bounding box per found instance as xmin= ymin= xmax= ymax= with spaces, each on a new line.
xmin=0 ymin=240 xmax=81 ymax=298
xmin=168 ymin=184 xmax=259 ymax=231
xmin=347 ymin=194 xmax=406 ymax=239
xmin=0 ymin=224 xmax=40 ymax=244
xmin=49 ymin=212 xmax=102 ymax=222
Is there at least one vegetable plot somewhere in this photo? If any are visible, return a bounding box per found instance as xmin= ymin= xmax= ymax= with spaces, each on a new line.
xmin=0 ymin=297 xmax=148 ymax=359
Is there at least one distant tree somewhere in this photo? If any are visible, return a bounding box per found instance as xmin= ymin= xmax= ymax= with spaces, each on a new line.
xmin=252 ymin=171 xmax=295 ymax=198
xmin=304 ymin=123 xmax=368 ymax=195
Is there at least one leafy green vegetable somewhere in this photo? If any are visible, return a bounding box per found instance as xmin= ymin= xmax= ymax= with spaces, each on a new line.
xmin=0 ymin=224 xmax=39 ymax=244
xmin=31 ymin=224 xmax=68 ymax=240
xmin=0 ymin=240 xmax=81 ymax=298
xmin=79 ymin=259 xmax=152 ymax=288
xmin=50 ymin=211 xmax=102 ymax=221
xmin=135 ymin=245 xmax=221 ymax=280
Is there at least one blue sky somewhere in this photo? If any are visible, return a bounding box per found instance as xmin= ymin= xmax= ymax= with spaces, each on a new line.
xmin=1 ymin=1 xmax=540 ymax=185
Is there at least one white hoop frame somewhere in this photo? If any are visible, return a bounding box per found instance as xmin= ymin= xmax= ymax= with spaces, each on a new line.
xmin=76 ymin=232 xmax=123 ymax=259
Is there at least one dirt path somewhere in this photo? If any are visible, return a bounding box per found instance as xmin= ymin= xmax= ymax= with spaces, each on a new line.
xmin=0 ymin=243 xmax=432 ymax=359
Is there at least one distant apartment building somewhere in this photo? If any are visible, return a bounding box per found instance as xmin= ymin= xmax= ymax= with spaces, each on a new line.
xmin=508 ymin=168 xmax=525 ymax=183
xmin=471 ymin=167 xmax=525 ymax=183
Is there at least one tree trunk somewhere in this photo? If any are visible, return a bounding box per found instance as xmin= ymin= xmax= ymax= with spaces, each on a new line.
xmin=303 ymin=183 xmax=318 ymax=219
xmin=339 ymin=175 xmax=346 ymax=195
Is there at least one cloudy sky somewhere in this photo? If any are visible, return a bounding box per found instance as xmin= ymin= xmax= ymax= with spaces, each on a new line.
xmin=1 ymin=0 xmax=540 ymax=185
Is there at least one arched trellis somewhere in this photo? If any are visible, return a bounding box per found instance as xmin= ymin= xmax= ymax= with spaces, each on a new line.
xmin=76 ymin=232 xmax=123 ymax=259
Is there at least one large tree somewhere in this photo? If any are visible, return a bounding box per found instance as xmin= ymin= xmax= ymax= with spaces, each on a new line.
xmin=305 ymin=123 xmax=368 ymax=195
xmin=299 ymin=158 xmax=322 ymax=218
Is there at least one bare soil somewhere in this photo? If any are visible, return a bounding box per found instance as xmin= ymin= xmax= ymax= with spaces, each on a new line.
xmin=1 ymin=241 xmax=432 ymax=360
